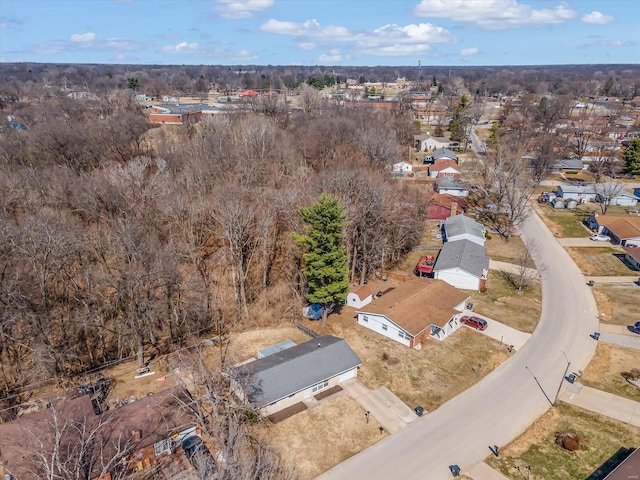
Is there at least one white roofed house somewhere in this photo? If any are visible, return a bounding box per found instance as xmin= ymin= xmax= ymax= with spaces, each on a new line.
xmin=392 ymin=161 xmax=413 ymax=172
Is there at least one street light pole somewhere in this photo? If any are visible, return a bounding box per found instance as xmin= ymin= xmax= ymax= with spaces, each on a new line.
xmin=553 ymin=351 xmax=571 ymax=405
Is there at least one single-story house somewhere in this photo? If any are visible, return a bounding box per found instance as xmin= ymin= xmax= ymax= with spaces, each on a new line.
xmin=442 ymin=215 xmax=486 ymax=246
xmin=356 ymin=279 xmax=469 ymax=346
xmin=424 ymin=148 xmax=458 ymax=164
xmin=0 ymin=388 xmax=196 ymax=480
xmin=428 ymin=158 xmax=461 ymax=178
xmin=433 ymin=239 xmax=490 ymax=291
xmin=555 ymin=184 xmax=598 ymax=202
xmin=622 ymin=246 xmax=640 ymax=270
xmin=392 ymin=161 xmax=413 ymax=172
xmin=258 ymin=339 xmax=297 ymax=359
xmin=435 ymin=177 xmax=470 ymax=197
xmin=347 ymin=285 xmax=373 ymax=308
xmin=595 ymin=187 xmax=640 ymax=207
xmin=586 ymin=214 xmax=640 ymax=246
xmin=425 ymin=192 xmax=467 ymax=220
xmin=551 ymin=158 xmax=585 ymax=172
xmin=234 ymin=335 xmax=361 ymax=416
xmin=414 ymin=133 xmax=450 ymax=151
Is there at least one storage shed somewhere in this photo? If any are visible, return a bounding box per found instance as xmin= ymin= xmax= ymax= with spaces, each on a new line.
xmin=346 ymin=285 xmax=373 ymax=309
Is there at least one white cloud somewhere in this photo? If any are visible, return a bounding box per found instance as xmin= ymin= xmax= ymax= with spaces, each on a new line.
xmin=261 ymin=18 xmax=456 ymax=57
xmin=261 ymin=18 xmax=349 ymax=38
xmin=317 ymin=49 xmax=350 ymax=64
xmin=160 ymin=41 xmax=201 ymax=54
xmin=104 ymin=38 xmax=140 ymax=51
xmin=582 ymin=11 xmax=614 ymax=25
xmin=215 ymin=0 xmax=274 ymax=19
xmin=460 ymin=47 xmax=479 ymax=56
xmin=413 ymin=0 xmax=577 ymax=30
xmin=578 ymin=38 xmax=637 ymax=49
xmin=70 ymin=32 xmax=96 ymax=43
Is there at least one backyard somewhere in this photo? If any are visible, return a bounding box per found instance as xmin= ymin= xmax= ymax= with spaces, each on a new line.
xmin=487 ymin=402 xmax=640 ymax=480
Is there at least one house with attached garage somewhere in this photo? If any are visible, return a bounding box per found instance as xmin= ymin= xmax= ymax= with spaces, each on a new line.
xmin=433 ymin=239 xmax=490 ymax=291
xmin=233 ymin=335 xmax=361 ymax=416
xmin=555 ymin=184 xmax=598 ymax=203
xmin=586 ymin=214 xmax=640 ymax=246
xmin=594 ymin=186 xmax=640 ymax=207
xmin=442 ymin=215 xmax=486 ymax=246
xmin=356 ymin=279 xmax=470 ymax=347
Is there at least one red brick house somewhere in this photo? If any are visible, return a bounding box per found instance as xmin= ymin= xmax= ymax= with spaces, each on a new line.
xmin=428 ymin=158 xmax=461 ymax=179
xmin=425 ymin=192 xmax=467 ymax=220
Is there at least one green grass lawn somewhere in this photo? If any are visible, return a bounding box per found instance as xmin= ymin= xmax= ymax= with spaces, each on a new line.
xmin=487 ymin=403 xmax=640 ymax=480
xmin=542 ymin=210 xmax=593 ymax=238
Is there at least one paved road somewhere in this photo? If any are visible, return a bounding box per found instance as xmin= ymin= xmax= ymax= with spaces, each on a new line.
xmin=318 ymin=210 xmax=599 ymax=480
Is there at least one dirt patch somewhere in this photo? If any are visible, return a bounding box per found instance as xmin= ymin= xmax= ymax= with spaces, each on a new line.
xmin=227 ymin=326 xmax=311 ymax=363
xmin=488 ymin=403 xmax=640 ymax=479
xmin=594 ymin=286 xmax=640 ymax=326
xmin=581 ymin=343 xmax=640 ymax=402
xmin=265 ymin=394 xmax=388 ymax=480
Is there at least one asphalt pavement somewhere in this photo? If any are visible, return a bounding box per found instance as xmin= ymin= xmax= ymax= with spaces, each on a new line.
xmin=318 ymin=209 xmax=599 ymax=480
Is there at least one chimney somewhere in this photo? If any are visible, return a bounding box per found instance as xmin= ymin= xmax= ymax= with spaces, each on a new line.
xmin=131 ymin=428 xmax=141 ymax=443
xmin=450 ymin=201 xmax=457 ymax=217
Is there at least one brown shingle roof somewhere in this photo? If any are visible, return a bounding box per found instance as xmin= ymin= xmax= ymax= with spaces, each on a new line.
xmin=357 ymin=280 xmax=468 ymax=335
xmin=597 ymin=216 xmax=640 ymax=239
xmin=622 ymin=246 xmax=640 ymax=262
xmin=352 ymin=285 xmax=372 ymax=300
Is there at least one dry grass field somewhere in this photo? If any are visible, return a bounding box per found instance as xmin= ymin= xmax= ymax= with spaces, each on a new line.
xmin=566 ymin=247 xmax=635 ymax=276
xmin=487 ymin=403 xmax=640 ymax=480
xmin=593 ymin=286 xmax=640 ymax=326
xmin=263 ymin=394 xmax=388 ymax=480
xmin=484 ymin=234 xmax=534 ymax=266
xmin=580 ymin=343 xmax=640 ymax=402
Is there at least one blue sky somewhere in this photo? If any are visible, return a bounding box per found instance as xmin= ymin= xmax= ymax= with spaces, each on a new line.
xmin=0 ymin=0 xmax=637 ymax=66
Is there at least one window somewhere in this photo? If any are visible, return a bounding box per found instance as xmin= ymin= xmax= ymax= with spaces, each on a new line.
xmin=312 ymin=380 xmax=329 ymax=393
xmin=382 ymin=324 xmax=388 ymax=331
xmin=362 ymin=315 xmax=368 ymax=322
xmin=398 ymin=331 xmax=404 ymax=338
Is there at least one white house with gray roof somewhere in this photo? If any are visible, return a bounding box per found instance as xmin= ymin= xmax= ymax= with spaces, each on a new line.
xmin=442 ymin=215 xmax=486 ymax=246
xmin=233 ymin=335 xmax=361 ymax=416
xmin=555 ymin=184 xmax=598 ymax=202
xmin=433 ymin=239 xmax=490 ymax=290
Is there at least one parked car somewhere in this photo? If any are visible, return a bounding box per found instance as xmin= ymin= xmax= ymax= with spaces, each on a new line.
xmin=460 ymin=316 xmax=487 ymax=331
xmin=633 ymin=322 xmax=640 ymax=334
xmin=590 ymin=234 xmax=611 ymax=242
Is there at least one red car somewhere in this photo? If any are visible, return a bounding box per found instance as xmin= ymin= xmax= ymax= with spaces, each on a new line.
xmin=461 ymin=316 xmax=487 ymax=331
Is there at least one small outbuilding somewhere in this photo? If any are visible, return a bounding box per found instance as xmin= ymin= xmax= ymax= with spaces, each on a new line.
xmin=346 ymin=285 xmax=373 ymax=309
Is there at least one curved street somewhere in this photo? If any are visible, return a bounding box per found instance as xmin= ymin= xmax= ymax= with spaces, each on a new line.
xmin=318 ymin=209 xmax=599 ymax=480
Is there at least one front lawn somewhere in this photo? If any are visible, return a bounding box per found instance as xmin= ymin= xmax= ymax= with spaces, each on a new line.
xmin=580 ymin=343 xmax=640 ymax=403
xmin=566 ymin=247 xmax=636 ymax=276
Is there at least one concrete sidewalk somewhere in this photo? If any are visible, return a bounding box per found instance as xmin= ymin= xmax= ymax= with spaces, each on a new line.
xmin=461 ymin=312 xmax=532 ymax=351
xmin=341 ymin=379 xmax=417 ymax=434
xmin=585 ymin=276 xmax=639 ymax=285
xmin=596 ymin=331 xmax=640 ymax=350
xmin=559 ymin=384 xmax=640 ymax=427
xmin=489 ymin=259 xmax=538 ymax=278
xmin=467 ymin=462 xmax=510 ymax=480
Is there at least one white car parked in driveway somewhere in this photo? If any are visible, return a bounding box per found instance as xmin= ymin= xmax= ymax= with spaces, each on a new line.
xmin=590 ymin=234 xmax=611 ymax=242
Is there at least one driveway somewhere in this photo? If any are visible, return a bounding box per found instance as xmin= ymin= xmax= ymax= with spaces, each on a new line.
xmin=596 ymin=332 xmax=640 ymax=350
xmin=340 ymin=379 xmax=417 ymax=434
xmin=319 ymin=210 xmax=599 ymax=480
xmin=460 ymin=313 xmax=531 ymax=351
xmin=489 ymin=259 xmax=538 ymax=278
xmin=560 ymin=384 xmax=640 ymax=428
xmin=557 ymin=237 xmax=612 ymax=247
xmin=585 ymin=276 xmax=640 ymax=285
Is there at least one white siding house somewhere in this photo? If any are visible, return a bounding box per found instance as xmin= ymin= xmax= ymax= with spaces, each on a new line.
xmin=392 ymin=161 xmax=413 ymax=172
xmin=356 ymin=280 xmax=469 ymax=347
xmin=435 ymin=177 xmax=470 ymax=197
xmin=442 ymin=215 xmax=486 ymax=246
xmin=434 ymin=240 xmax=490 ymax=291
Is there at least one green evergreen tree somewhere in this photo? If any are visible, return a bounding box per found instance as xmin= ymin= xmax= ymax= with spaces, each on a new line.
xmin=294 ymin=194 xmax=349 ymax=327
xmin=623 ymin=139 xmax=640 ymax=175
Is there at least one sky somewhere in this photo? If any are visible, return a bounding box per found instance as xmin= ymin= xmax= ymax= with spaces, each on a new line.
xmin=0 ymin=0 xmax=638 ymax=66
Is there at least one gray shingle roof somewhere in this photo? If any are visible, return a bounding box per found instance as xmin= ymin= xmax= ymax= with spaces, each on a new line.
xmin=235 ymin=335 xmax=361 ymax=408
xmin=432 ymin=148 xmax=457 ymax=160
xmin=434 ymin=239 xmax=490 ymax=277
xmin=435 ymin=177 xmax=469 ymax=190
xmin=443 ymin=215 xmax=485 ymax=241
